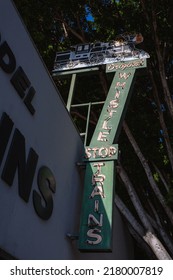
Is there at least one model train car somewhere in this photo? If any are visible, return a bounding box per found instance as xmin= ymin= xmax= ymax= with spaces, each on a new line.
xmin=53 ymin=33 xmax=149 ymax=72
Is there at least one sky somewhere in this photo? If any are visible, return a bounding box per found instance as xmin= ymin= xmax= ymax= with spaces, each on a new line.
xmin=85 ymin=6 xmax=94 ymax=22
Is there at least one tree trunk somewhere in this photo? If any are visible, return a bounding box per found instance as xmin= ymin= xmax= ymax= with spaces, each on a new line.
xmin=152 ymin=162 xmax=170 ymax=193
xmin=128 ymin=225 xmax=157 ymax=259
xmin=123 ymin=121 xmax=173 ymax=225
xmin=115 ymin=195 xmax=145 ymax=236
xmin=149 ymin=68 xmax=173 ymax=172
xmin=117 ymin=163 xmax=153 ymax=231
xmin=115 ymin=195 xmax=172 ymax=259
xmin=144 ymin=231 xmax=172 ymax=260
xmin=147 ymin=213 xmax=173 ymax=257
xmin=140 ymin=0 xmax=173 ymax=120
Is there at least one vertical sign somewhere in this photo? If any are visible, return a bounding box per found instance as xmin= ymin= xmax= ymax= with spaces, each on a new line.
xmin=78 ymin=59 xmax=147 ymax=251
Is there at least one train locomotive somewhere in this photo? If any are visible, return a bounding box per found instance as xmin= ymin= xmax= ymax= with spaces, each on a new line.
xmin=53 ymin=33 xmax=150 ymax=72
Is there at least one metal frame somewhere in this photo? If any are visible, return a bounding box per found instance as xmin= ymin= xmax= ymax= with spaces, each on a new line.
xmin=54 ymin=68 xmax=105 ymax=146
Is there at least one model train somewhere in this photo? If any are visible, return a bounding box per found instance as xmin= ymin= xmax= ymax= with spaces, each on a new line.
xmin=53 ymin=33 xmax=149 ymax=72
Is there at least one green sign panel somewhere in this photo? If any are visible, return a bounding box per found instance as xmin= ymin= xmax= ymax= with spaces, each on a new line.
xmin=78 ymin=59 xmax=147 ymax=251
xmin=78 ymin=160 xmax=115 ymax=251
xmin=91 ymin=68 xmax=136 ymax=145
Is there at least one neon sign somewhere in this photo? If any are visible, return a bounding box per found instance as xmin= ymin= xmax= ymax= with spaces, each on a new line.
xmin=78 ymin=60 xmax=147 ymax=251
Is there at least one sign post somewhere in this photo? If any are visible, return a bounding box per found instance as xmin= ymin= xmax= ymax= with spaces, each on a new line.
xmin=52 ymin=31 xmax=149 ymax=252
xmin=78 ymin=59 xmax=147 ymax=251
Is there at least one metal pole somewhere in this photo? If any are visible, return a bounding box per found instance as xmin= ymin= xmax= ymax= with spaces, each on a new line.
xmin=66 ymin=73 xmax=76 ymax=111
xmin=84 ymin=102 xmax=92 ymax=146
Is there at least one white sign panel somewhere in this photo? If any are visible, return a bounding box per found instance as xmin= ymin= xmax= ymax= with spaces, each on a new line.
xmin=0 ymin=0 xmax=84 ymax=259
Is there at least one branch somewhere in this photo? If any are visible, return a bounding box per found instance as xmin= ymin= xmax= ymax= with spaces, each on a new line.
xmin=70 ymin=111 xmax=97 ymax=125
xmin=151 ymin=5 xmax=173 ymax=119
xmin=117 ymin=162 xmax=153 ymax=232
xmin=140 ymin=0 xmax=173 ymax=119
xmin=128 ymin=224 xmax=157 ymax=259
xmin=123 ymin=120 xmax=173 ymax=225
xmin=139 ymin=0 xmax=151 ymax=26
xmin=148 ymin=68 xmax=173 ymax=172
xmin=147 ymin=212 xmax=173 ymax=257
xmin=115 ymin=195 xmax=172 ymax=259
xmin=63 ymin=21 xmax=86 ymax=43
xmin=143 ymin=231 xmax=172 ymax=260
xmin=114 ymin=195 xmax=145 ymax=237
xmin=76 ymin=14 xmax=87 ymax=42
xmin=55 ymin=11 xmax=87 ymax=43
xmin=99 ymin=69 xmax=109 ymax=97
xmin=152 ymin=162 xmax=170 ymax=192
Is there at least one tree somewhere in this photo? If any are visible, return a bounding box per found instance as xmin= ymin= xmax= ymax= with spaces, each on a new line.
xmin=14 ymin=0 xmax=173 ymax=259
